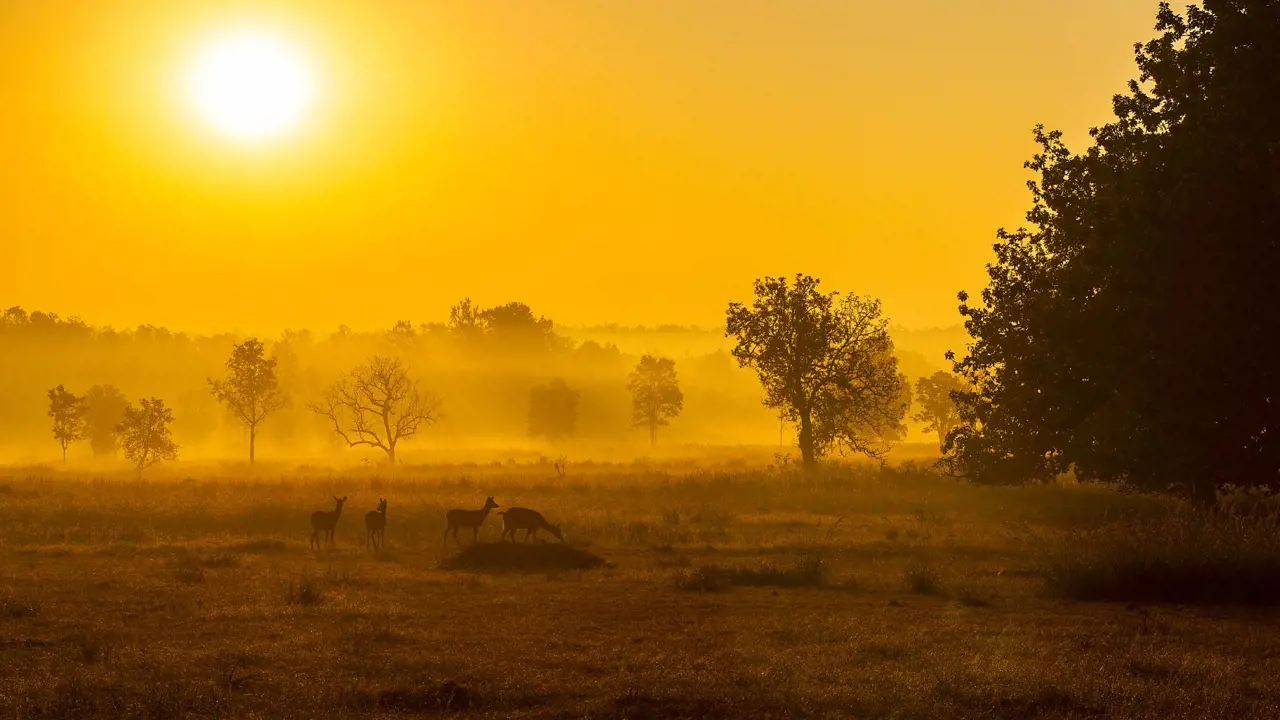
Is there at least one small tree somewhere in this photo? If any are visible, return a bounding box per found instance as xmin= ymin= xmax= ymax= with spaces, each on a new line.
xmin=83 ymin=385 xmax=129 ymax=457
xmin=209 ymin=338 xmax=287 ymax=464
xmin=726 ymin=274 xmax=909 ymax=468
xmin=627 ymin=355 xmax=684 ymax=445
xmin=117 ymin=397 xmax=179 ymax=477
xmin=912 ymin=371 xmax=965 ymax=447
xmin=47 ymin=385 xmax=85 ymax=463
xmin=310 ymin=355 xmax=441 ymax=464
xmin=528 ymin=378 xmax=579 ymax=441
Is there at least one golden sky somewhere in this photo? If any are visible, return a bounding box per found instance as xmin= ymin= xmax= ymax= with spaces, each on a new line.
xmin=1 ymin=1 xmax=1158 ymax=334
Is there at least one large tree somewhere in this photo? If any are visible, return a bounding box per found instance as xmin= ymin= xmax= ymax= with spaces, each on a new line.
xmin=117 ymin=397 xmax=179 ymax=477
xmin=627 ymin=355 xmax=683 ymax=445
xmin=946 ymin=2 xmax=1280 ymax=498
xmin=310 ymin=355 xmax=441 ymax=464
xmin=528 ymin=378 xmax=579 ymax=441
xmin=209 ymin=338 xmax=287 ymax=464
xmin=726 ymin=275 xmax=909 ymax=468
xmin=83 ymin=385 xmax=129 ymax=457
xmin=47 ymin=385 xmax=85 ymax=463
xmin=912 ymin=372 xmax=965 ymax=448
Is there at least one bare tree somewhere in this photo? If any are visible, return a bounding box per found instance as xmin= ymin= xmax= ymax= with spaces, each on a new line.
xmin=309 ymin=355 xmax=441 ymax=464
xmin=209 ymin=338 xmax=287 ymax=464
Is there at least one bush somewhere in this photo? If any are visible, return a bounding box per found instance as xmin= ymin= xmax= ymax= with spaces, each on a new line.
xmin=439 ymin=542 xmax=607 ymax=572
xmin=286 ymin=573 xmax=325 ymax=605
xmin=904 ymin=566 xmax=943 ymax=595
xmin=726 ymin=556 xmax=827 ymax=588
xmin=1038 ymin=508 xmax=1280 ymax=604
xmin=675 ymin=556 xmax=827 ymax=592
xmin=673 ymin=565 xmax=733 ymax=592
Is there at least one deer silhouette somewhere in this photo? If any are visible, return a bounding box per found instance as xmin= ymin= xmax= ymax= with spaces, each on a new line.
xmin=365 ymin=497 xmax=387 ymax=552
xmin=444 ymin=496 xmax=498 ymax=547
xmin=310 ymin=496 xmax=347 ymax=551
xmin=499 ymin=507 xmax=563 ymax=543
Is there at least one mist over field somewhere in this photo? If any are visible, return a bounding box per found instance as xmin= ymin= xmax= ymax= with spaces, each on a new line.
xmin=0 ymin=305 xmax=963 ymax=466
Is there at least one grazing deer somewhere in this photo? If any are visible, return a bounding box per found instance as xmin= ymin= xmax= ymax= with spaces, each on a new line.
xmin=310 ymin=496 xmax=347 ymax=551
xmin=499 ymin=507 xmax=563 ymax=543
xmin=365 ymin=497 xmax=387 ymax=552
xmin=444 ymin=496 xmax=498 ymax=547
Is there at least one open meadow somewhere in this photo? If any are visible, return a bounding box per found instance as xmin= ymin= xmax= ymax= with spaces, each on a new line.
xmin=3 ymin=460 xmax=1280 ymax=719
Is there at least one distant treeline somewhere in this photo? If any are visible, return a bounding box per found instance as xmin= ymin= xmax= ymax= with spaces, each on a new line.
xmin=0 ymin=303 xmax=953 ymax=463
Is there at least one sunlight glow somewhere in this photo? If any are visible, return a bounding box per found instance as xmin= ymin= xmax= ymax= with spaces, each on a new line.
xmin=185 ymin=29 xmax=316 ymax=143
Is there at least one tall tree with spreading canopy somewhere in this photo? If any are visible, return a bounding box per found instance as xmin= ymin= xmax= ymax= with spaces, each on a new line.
xmin=627 ymin=355 xmax=683 ymax=445
xmin=528 ymin=378 xmax=579 ymax=441
xmin=117 ymin=397 xmax=179 ymax=477
xmin=83 ymin=385 xmax=129 ymax=457
xmin=946 ymin=1 xmax=1280 ymax=497
xmin=726 ymin=275 xmax=909 ymax=468
xmin=310 ymin=355 xmax=441 ymax=464
xmin=912 ymin=371 xmax=965 ymax=447
xmin=47 ymin=385 xmax=85 ymax=463
xmin=209 ymin=338 xmax=287 ymax=464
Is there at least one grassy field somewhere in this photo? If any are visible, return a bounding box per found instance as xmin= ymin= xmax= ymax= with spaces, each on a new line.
xmin=1 ymin=461 xmax=1279 ymax=719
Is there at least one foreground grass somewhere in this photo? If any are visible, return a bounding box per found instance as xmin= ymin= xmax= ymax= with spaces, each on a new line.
xmin=1039 ymin=508 xmax=1280 ymax=604
xmin=0 ymin=463 xmax=1278 ymax=718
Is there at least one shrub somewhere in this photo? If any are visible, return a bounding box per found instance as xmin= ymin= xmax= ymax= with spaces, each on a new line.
xmin=286 ymin=573 xmax=325 ymax=605
xmin=173 ymin=563 xmax=206 ymax=585
xmin=673 ymin=565 xmax=733 ymax=592
xmin=675 ymin=556 xmax=827 ymax=592
xmin=439 ymin=542 xmax=607 ymax=572
xmin=726 ymin=556 xmax=827 ymax=588
xmin=1037 ymin=508 xmax=1280 ymax=603
xmin=904 ymin=566 xmax=943 ymax=595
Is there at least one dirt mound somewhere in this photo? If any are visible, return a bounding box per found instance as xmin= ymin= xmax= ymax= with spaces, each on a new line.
xmin=440 ymin=542 xmax=608 ymax=572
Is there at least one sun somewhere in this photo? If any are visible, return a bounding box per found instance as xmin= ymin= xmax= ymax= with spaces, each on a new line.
xmin=185 ymin=29 xmax=317 ymax=144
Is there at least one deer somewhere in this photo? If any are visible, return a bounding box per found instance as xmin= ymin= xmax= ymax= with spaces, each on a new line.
xmin=309 ymin=496 xmax=347 ymax=551
xmin=444 ymin=496 xmax=498 ymax=547
xmin=365 ymin=497 xmax=387 ymax=552
xmin=498 ymin=507 xmax=563 ymax=543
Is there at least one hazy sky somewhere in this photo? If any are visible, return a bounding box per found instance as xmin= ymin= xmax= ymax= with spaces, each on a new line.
xmin=2 ymin=1 xmax=1159 ymax=334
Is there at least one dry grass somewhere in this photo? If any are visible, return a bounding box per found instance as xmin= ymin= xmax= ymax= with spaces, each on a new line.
xmin=1038 ymin=506 xmax=1280 ymax=603
xmin=439 ymin=541 xmax=607 ymax=571
xmin=0 ymin=461 xmax=1277 ymax=718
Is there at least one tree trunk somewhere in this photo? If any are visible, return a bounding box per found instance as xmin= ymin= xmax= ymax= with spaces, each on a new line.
xmin=249 ymin=426 xmax=256 ymax=465
xmin=62 ymin=444 xmax=67 ymax=464
xmin=650 ymin=423 xmax=657 ymax=446
xmin=798 ymin=411 xmax=816 ymax=469
xmin=936 ymin=428 xmax=947 ymax=449
xmin=386 ymin=444 xmax=396 ymax=465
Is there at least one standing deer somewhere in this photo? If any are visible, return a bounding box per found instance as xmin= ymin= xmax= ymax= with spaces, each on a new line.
xmin=444 ymin=496 xmax=498 ymax=547
xmin=310 ymin=496 xmax=347 ymax=551
xmin=499 ymin=507 xmax=563 ymax=543
xmin=365 ymin=497 xmax=387 ymax=552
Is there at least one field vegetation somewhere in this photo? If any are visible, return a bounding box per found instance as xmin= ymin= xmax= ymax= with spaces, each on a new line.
xmin=3 ymin=460 xmax=1279 ymax=718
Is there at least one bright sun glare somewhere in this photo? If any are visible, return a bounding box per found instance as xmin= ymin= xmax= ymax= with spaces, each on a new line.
xmin=185 ymin=29 xmax=316 ymax=143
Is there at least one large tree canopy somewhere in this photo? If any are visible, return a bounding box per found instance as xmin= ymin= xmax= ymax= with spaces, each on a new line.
xmin=946 ymin=1 xmax=1280 ymax=497
xmin=727 ymin=275 xmax=908 ymax=468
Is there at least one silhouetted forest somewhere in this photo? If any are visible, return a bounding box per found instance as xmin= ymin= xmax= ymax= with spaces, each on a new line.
xmin=0 ymin=303 xmax=957 ymax=463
